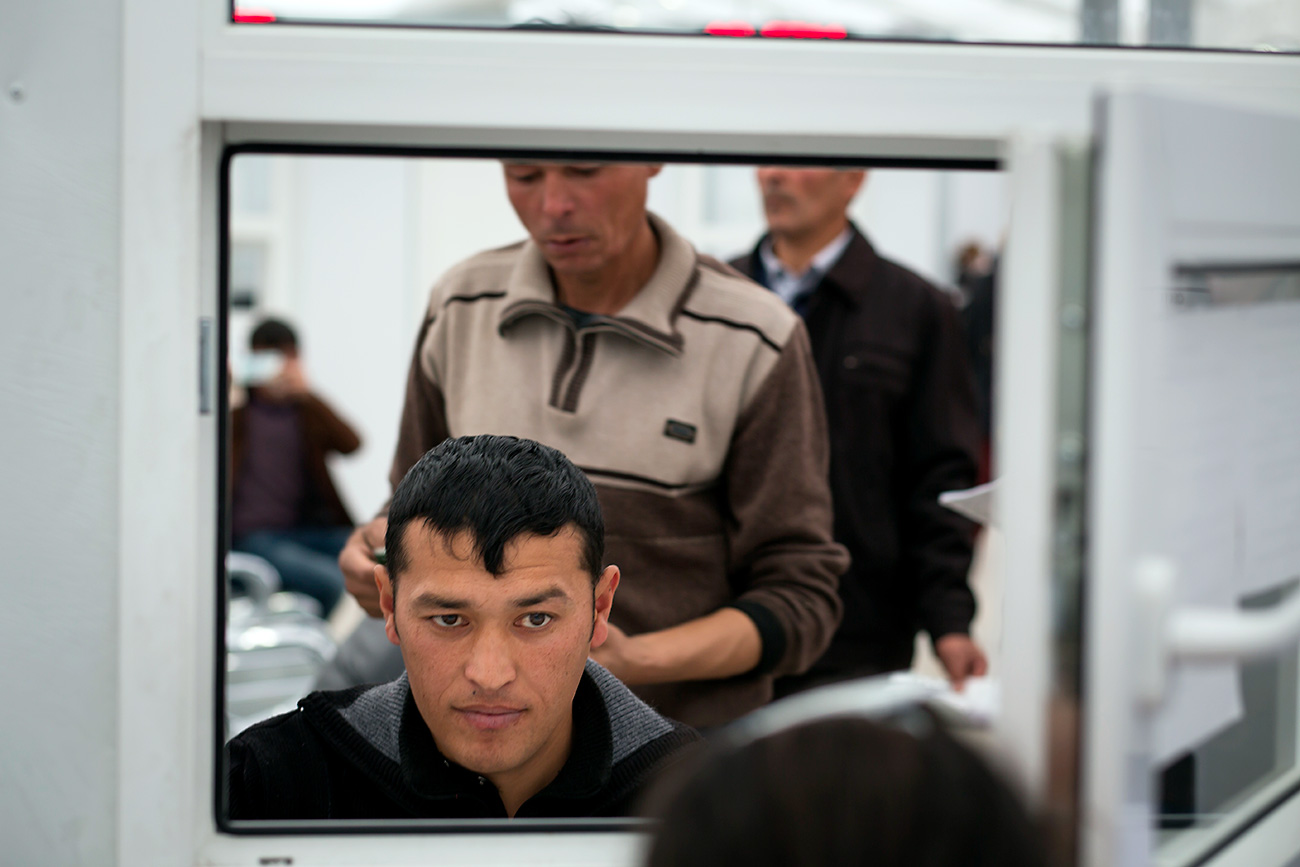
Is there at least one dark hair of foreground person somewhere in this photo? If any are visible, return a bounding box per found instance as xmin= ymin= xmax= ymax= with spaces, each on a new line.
xmin=642 ymin=714 xmax=1046 ymax=867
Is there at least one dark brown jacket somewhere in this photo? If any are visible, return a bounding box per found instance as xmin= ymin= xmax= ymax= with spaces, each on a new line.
xmin=732 ymin=227 xmax=980 ymax=681
xmin=387 ymin=215 xmax=847 ymax=727
xmin=230 ymin=392 xmax=361 ymax=530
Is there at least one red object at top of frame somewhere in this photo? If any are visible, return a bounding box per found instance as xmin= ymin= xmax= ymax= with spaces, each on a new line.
xmin=233 ymin=6 xmax=277 ymax=23
xmin=704 ymin=21 xmax=758 ymax=37
xmin=760 ymin=20 xmax=848 ymax=39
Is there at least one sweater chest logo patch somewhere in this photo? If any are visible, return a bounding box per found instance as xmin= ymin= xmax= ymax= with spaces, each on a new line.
xmin=663 ymin=419 xmax=697 ymax=444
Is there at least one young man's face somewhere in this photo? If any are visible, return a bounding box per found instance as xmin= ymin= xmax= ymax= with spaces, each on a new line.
xmin=502 ymin=162 xmax=661 ymax=282
xmin=756 ymin=167 xmax=865 ymax=242
xmin=377 ymin=525 xmax=618 ymax=794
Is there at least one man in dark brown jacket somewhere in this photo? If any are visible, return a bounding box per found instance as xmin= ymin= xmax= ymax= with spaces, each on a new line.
xmin=731 ymin=168 xmax=986 ymax=694
xmin=231 ymin=318 xmax=361 ymax=615
xmin=335 ymin=163 xmax=847 ymax=728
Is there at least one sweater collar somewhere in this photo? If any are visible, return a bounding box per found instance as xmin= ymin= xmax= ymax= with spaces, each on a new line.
xmin=497 ymin=212 xmax=697 ymax=357
xmin=396 ymin=667 xmax=615 ymax=808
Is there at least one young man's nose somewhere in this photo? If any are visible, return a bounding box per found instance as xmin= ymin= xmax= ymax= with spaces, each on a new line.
xmin=463 ymin=627 xmax=518 ymax=691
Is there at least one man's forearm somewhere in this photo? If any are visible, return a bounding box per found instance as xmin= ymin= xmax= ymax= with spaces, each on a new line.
xmin=717 ymin=324 xmax=848 ymax=678
xmin=616 ymin=608 xmax=763 ymax=685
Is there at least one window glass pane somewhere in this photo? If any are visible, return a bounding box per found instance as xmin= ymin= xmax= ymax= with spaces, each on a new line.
xmin=702 ymin=166 xmax=761 ymax=226
xmin=230 ymin=0 xmax=1299 ymax=52
xmin=221 ymin=152 xmax=1007 ymax=831
xmin=231 ymin=155 xmax=274 ymax=217
xmin=1184 ymin=0 xmax=1300 ymax=51
xmin=229 ymin=241 xmax=267 ymax=304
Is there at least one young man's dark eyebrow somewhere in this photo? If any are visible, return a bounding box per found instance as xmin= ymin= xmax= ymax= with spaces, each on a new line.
xmin=512 ymin=587 xmax=573 ymax=608
xmin=408 ymin=592 xmax=472 ymax=610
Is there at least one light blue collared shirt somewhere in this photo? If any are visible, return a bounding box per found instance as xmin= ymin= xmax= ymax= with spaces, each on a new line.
xmin=758 ymin=226 xmax=854 ymax=309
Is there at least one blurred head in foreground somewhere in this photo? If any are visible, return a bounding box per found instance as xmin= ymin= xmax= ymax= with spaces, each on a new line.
xmin=643 ymin=714 xmax=1045 ymax=867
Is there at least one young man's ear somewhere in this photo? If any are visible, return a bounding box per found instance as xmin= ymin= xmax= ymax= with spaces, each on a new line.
xmin=590 ymin=565 xmax=620 ymax=648
xmin=375 ymin=564 xmax=400 ymax=645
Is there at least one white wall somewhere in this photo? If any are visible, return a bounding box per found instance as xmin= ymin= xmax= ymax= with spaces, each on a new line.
xmin=866 ymin=169 xmax=1009 ymax=286
xmin=286 ymin=157 xmax=420 ymax=518
xmin=0 ymin=2 xmax=122 ymax=863
xmin=415 ymin=158 xmax=526 ymax=302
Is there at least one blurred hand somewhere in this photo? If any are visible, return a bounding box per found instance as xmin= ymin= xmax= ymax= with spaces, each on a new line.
xmin=340 ymin=517 xmax=387 ymax=617
xmin=263 ymin=356 xmax=310 ymax=400
xmin=935 ymin=633 xmax=988 ymax=692
xmin=589 ymin=622 xmax=647 ymax=684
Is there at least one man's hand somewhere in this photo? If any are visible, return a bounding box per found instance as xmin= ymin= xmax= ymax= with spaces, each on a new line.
xmin=339 ymin=517 xmax=387 ymax=617
xmin=934 ymin=633 xmax=988 ymax=692
xmin=263 ymin=356 xmax=310 ymax=400
xmin=589 ymin=622 xmax=651 ymax=684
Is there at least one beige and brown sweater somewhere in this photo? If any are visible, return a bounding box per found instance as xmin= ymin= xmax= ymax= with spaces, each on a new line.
xmin=388 ymin=214 xmax=848 ymax=727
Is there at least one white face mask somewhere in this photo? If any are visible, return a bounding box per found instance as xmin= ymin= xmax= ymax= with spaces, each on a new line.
xmin=242 ymin=350 xmax=285 ymax=386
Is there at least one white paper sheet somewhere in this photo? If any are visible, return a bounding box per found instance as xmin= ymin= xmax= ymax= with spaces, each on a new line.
xmin=885 ymin=672 xmax=1001 ymax=726
xmin=939 ymin=480 xmax=1000 ymax=527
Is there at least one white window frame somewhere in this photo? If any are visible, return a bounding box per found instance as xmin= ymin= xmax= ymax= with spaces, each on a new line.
xmin=118 ymin=0 xmax=1300 ymax=862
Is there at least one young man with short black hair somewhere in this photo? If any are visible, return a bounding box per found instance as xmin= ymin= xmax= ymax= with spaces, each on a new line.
xmin=226 ymin=435 xmax=698 ymax=820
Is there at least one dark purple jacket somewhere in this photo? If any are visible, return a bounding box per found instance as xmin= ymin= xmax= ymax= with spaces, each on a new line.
xmin=731 ymin=226 xmax=981 ymax=680
xmin=231 ymin=392 xmax=361 ymax=531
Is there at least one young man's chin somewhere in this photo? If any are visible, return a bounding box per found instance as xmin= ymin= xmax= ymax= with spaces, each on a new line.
xmin=445 ymin=740 xmax=532 ymax=778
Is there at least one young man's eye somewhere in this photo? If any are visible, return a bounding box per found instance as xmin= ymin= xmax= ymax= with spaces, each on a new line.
xmin=431 ymin=614 xmax=465 ymax=628
xmin=519 ymin=612 xmax=553 ymax=629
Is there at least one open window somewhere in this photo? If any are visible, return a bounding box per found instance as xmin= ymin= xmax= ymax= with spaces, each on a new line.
xmin=216 ymin=148 xmax=1007 ymax=835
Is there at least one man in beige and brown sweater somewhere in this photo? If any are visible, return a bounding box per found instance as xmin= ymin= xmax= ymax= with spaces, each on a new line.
xmin=336 ymin=163 xmax=848 ymax=728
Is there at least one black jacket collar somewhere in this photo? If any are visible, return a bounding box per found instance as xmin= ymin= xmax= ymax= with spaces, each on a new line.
xmin=301 ymin=667 xmax=617 ymax=817
xmin=398 ymin=668 xmax=614 ymax=807
xmin=742 ymin=223 xmax=879 ymax=311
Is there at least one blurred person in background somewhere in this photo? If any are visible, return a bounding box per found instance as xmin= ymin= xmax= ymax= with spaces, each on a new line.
xmin=642 ymin=713 xmax=1045 ymax=867
xmin=230 ymin=317 xmax=360 ymax=616
xmin=953 ymin=240 xmax=995 ymax=302
xmin=731 ymin=168 xmax=986 ymax=694
xmin=959 ymin=253 xmax=998 ymax=483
